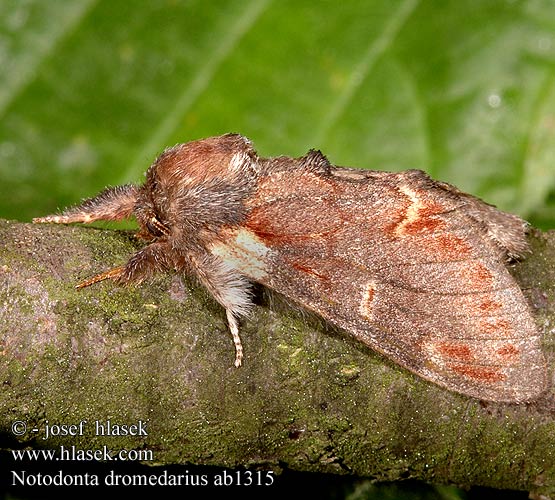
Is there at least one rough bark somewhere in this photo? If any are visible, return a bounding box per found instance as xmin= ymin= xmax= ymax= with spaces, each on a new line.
xmin=0 ymin=218 xmax=554 ymax=496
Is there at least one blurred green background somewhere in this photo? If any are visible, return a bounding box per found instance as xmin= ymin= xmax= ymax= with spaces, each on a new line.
xmin=0 ymin=1 xmax=552 ymax=499
xmin=1 ymin=0 xmax=554 ymax=228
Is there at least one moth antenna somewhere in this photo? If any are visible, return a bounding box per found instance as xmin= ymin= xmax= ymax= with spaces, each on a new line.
xmin=33 ymin=184 xmax=139 ymax=224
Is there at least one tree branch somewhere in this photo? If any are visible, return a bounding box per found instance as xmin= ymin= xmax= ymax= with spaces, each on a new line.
xmin=0 ymin=218 xmax=553 ymax=496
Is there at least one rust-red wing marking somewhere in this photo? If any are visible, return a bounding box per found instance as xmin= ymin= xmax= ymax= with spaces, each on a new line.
xmin=385 ymin=185 xmax=448 ymax=237
xmin=456 ymin=262 xmax=493 ymax=291
xmin=434 ymin=341 xmax=520 ymax=365
xmin=496 ymin=344 xmax=520 ymax=359
xmin=479 ymin=318 xmax=512 ymax=336
xmin=384 ymin=193 xmax=412 ymax=233
xmin=428 ymin=233 xmax=473 ymax=259
xmin=400 ymin=200 xmax=447 ymax=236
xmin=436 ymin=342 xmax=474 ymax=362
xmin=401 ymin=215 xmax=444 ymax=235
xmin=291 ymin=262 xmax=329 ymax=281
xmin=245 ymin=206 xmax=296 ymax=244
xmin=425 ymin=338 xmax=522 ymax=376
xmin=447 ymin=363 xmax=507 ymax=383
xmin=247 ymin=222 xmax=323 ymax=244
xmin=477 ymin=299 xmax=503 ymax=313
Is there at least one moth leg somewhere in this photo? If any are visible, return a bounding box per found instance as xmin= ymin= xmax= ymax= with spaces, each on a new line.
xmin=77 ymin=241 xmax=172 ymax=289
xmin=33 ymin=184 xmax=139 ymax=224
xmin=226 ymin=310 xmax=244 ymax=368
xmin=192 ymin=253 xmax=252 ymax=367
xmin=76 ymin=266 xmax=126 ymax=289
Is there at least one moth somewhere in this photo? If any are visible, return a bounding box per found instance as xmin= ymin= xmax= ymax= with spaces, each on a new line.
xmin=34 ymin=133 xmax=547 ymax=402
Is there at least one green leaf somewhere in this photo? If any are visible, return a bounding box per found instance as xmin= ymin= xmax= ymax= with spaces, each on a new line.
xmin=1 ymin=0 xmax=554 ymax=229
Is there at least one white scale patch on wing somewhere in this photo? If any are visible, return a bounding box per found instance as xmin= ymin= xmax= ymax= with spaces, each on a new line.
xmin=210 ymin=228 xmax=271 ymax=280
xmin=394 ymin=185 xmax=425 ymax=237
xmin=359 ymin=281 xmax=377 ymax=320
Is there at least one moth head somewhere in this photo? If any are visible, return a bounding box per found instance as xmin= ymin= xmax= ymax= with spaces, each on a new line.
xmin=133 ymin=134 xmax=259 ymax=239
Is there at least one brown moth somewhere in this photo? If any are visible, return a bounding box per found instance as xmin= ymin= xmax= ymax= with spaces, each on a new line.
xmin=34 ymin=134 xmax=547 ymax=402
